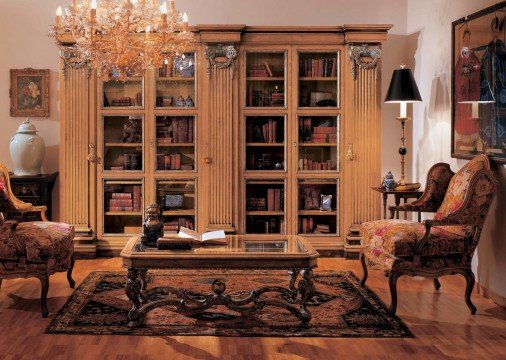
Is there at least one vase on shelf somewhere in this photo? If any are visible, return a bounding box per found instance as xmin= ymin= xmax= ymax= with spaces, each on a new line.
xmin=9 ymin=118 xmax=45 ymax=176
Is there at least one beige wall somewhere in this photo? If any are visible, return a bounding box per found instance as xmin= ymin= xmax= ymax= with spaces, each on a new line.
xmin=407 ymin=0 xmax=506 ymax=305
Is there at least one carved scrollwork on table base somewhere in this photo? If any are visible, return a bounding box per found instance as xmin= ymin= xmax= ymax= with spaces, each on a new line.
xmin=125 ymin=267 xmax=315 ymax=328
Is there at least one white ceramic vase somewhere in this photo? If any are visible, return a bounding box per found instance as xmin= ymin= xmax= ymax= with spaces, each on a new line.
xmin=9 ymin=118 xmax=45 ymax=176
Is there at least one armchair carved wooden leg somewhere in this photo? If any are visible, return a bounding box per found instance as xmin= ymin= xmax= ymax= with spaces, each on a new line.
xmin=388 ymin=272 xmax=400 ymax=315
xmin=67 ymin=255 xmax=76 ymax=289
xmin=462 ymin=269 xmax=477 ymax=315
xmin=360 ymin=252 xmax=368 ymax=286
xmin=433 ymin=278 xmax=441 ymax=292
xmin=39 ymin=275 xmax=49 ymax=318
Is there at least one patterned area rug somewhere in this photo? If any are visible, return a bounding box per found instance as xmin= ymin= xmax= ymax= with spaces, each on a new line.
xmin=46 ymin=270 xmax=413 ymax=337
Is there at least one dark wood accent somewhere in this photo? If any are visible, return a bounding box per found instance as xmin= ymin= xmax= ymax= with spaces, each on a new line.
xmin=7 ymin=172 xmax=58 ymax=221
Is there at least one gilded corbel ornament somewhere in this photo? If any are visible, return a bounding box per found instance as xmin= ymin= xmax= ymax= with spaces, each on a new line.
xmin=60 ymin=48 xmax=91 ymax=80
xmin=349 ymin=45 xmax=382 ymax=80
xmin=204 ymin=44 xmax=238 ymax=79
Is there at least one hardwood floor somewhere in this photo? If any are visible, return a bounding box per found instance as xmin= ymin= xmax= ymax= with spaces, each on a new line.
xmin=0 ymin=257 xmax=505 ymax=359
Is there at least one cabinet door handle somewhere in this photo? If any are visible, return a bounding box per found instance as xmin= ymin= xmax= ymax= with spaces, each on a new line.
xmin=87 ymin=142 xmax=97 ymax=163
xmin=346 ymin=143 xmax=356 ymax=161
xmin=204 ymin=157 xmax=213 ymax=164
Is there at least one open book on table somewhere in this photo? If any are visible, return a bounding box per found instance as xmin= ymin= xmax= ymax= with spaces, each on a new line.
xmin=157 ymin=227 xmax=227 ymax=248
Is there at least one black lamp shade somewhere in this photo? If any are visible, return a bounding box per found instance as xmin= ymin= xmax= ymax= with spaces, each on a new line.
xmin=384 ymin=68 xmax=422 ymax=103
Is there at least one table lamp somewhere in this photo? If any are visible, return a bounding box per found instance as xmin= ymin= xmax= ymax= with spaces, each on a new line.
xmin=385 ymin=65 xmax=422 ymax=186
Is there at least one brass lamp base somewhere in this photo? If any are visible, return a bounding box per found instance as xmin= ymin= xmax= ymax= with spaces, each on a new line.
xmin=396 ymin=116 xmax=410 ymax=187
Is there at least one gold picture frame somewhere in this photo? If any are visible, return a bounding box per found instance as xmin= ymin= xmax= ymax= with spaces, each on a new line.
xmin=9 ymin=68 xmax=50 ymax=117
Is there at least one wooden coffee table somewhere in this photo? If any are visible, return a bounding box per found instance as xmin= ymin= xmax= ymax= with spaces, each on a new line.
xmin=120 ymin=235 xmax=319 ymax=328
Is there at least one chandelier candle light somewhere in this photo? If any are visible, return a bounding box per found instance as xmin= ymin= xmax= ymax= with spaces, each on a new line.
xmin=385 ymin=65 xmax=422 ymax=186
xmin=50 ymin=0 xmax=194 ymax=81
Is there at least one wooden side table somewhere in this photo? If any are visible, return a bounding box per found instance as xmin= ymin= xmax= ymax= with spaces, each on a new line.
xmin=7 ymin=172 xmax=58 ymax=221
xmin=371 ymin=187 xmax=423 ymax=220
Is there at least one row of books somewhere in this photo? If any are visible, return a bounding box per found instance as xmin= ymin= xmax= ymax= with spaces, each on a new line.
xmin=163 ymin=217 xmax=195 ymax=232
xmin=247 ymin=153 xmax=279 ymax=170
xmin=156 ymin=153 xmax=193 ymax=171
xmin=106 ymin=186 xmax=142 ymax=212
xmin=246 ymin=120 xmax=280 ymax=143
xmin=298 ymin=158 xmax=334 ymax=171
xmin=109 ymin=153 xmax=142 ymax=171
xmin=157 ymin=117 xmax=194 ymax=144
xmin=299 ymin=118 xmax=337 ymax=142
xmin=247 ymin=88 xmax=284 ymax=107
xmin=248 ymin=63 xmax=275 ymax=77
xmin=299 ymin=58 xmax=337 ymax=77
xmin=246 ymin=189 xmax=284 ymax=211
xmin=247 ymin=218 xmax=286 ymax=234
xmin=299 ymin=218 xmax=332 ymax=234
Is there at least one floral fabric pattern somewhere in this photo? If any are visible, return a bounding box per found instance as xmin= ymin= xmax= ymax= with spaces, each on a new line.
xmin=361 ymin=219 xmax=471 ymax=258
xmin=435 ymin=154 xmax=492 ymax=223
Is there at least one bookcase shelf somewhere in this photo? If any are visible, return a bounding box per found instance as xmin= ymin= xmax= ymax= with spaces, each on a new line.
xmin=163 ymin=209 xmax=195 ymax=216
xmin=105 ymin=142 xmax=142 ymax=148
xmin=246 ymin=211 xmax=284 ymax=216
xmin=298 ymin=210 xmax=337 ymax=216
xmin=246 ymin=77 xmax=284 ymax=81
xmin=105 ymin=211 xmax=143 ymax=216
xmin=299 ymin=77 xmax=337 ymax=81
xmin=158 ymin=77 xmax=195 ymax=81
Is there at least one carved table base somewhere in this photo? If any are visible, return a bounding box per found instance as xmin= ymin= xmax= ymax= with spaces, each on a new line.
xmin=125 ymin=267 xmax=315 ymax=328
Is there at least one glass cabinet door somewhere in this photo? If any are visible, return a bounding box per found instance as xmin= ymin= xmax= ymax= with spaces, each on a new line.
xmin=298 ymin=51 xmax=339 ymax=108
xmin=245 ymin=180 xmax=286 ymax=234
xmin=155 ymin=52 xmax=196 ymax=109
xmin=156 ymin=179 xmax=196 ymax=233
xmin=103 ymin=180 xmax=143 ymax=235
xmin=103 ymin=115 xmax=144 ymax=172
xmin=297 ymin=179 xmax=338 ymax=236
xmin=245 ymin=115 xmax=285 ymax=171
xmin=155 ymin=115 xmax=196 ymax=171
xmin=103 ymin=78 xmax=144 ymax=108
xmin=246 ymin=52 xmax=286 ymax=108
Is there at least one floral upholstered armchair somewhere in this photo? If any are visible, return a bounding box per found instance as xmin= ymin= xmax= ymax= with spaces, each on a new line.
xmin=0 ymin=163 xmax=75 ymax=317
xmin=360 ymin=155 xmax=497 ymax=315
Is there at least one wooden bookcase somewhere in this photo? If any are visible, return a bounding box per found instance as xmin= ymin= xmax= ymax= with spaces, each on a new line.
xmin=57 ymin=25 xmax=390 ymax=257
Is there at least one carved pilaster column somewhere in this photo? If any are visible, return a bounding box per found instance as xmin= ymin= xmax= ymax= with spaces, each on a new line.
xmin=59 ymin=50 xmax=96 ymax=257
xmin=203 ymin=44 xmax=238 ymax=232
xmin=345 ymin=45 xmax=382 ymax=256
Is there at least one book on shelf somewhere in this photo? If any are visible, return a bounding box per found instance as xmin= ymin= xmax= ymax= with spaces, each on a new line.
xmin=157 ymin=117 xmax=194 ymax=143
xmin=247 ymin=188 xmax=283 ymax=211
xmin=300 ymin=217 xmax=315 ymax=234
xmin=247 ymin=218 xmax=284 ymax=234
xmin=247 ymin=197 xmax=266 ymax=211
xmin=315 ymin=224 xmax=330 ymax=233
xmin=299 ymin=58 xmax=337 ymax=77
xmin=264 ymin=62 xmax=273 ymax=77
xmin=122 ymin=153 xmax=142 ymax=170
xmin=299 ymin=117 xmax=337 ymax=143
xmin=163 ymin=217 xmax=194 ymax=232
xmin=156 ymin=153 xmax=191 ymax=171
xmin=106 ymin=186 xmax=141 ymax=212
xmin=298 ymin=158 xmax=334 ymax=171
xmin=248 ymin=64 xmax=269 ymax=77
xmin=110 ymin=97 xmax=132 ymax=107
xmin=247 ymin=87 xmax=284 ymax=107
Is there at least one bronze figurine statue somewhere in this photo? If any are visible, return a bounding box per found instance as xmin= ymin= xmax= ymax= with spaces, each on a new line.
xmin=141 ymin=204 xmax=164 ymax=247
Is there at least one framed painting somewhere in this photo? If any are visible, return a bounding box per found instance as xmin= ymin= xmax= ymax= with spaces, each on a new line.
xmin=9 ymin=68 xmax=50 ymax=117
xmin=452 ymin=1 xmax=506 ymax=163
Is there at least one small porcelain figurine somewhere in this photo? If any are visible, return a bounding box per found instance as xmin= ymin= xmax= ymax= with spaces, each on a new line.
xmin=382 ymin=171 xmax=396 ymax=190
xmin=141 ymin=204 xmax=164 ymax=247
xmin=176 ymin=95 xmax=185 ymax=107
xmin=185 ymin=95 xmax=194 ymax=107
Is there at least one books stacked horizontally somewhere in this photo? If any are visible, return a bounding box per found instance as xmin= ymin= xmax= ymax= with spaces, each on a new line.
xmin=247 ymin=197 xmax=266 ymax=211
xmin=298 ymin=158 xmax=334 ymax=171
xmin=246 ymin=119 xmax=278 ymax=143
xmin=163 ymin=217 xmax=194 ymax=232
xmin=157 ymin=117 xmax=194 ymax=144
xmin=299 ymin=117 xmax=337 ymax=143
xmin=157 ymin=227 xmax=227 ymax=250
xmin=107 ymin=186 xmax=141 ymax=212
xmin=314 ymin=224 xmax=330 ymax=234
xmin=246 ymin=189 xmax=283 ymax=211
xmin=248 ymin=63 xmax=269 ymax=77
xmin=299 ymin=58 xmax=337 ymax=77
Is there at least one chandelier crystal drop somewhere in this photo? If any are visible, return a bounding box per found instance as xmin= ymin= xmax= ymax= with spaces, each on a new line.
xmin=50 ymin=0 xmax=194 ymax=81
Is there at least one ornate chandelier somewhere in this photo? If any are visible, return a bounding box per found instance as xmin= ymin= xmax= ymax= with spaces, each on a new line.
xmin=50 ymin=0 xmax=194 ymax=81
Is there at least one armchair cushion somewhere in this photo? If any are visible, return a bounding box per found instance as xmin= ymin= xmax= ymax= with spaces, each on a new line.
xmin=15 ymin=222 xmax=74 ymax=265
xmin=361 ymin=219 xmax=473 ymax=258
